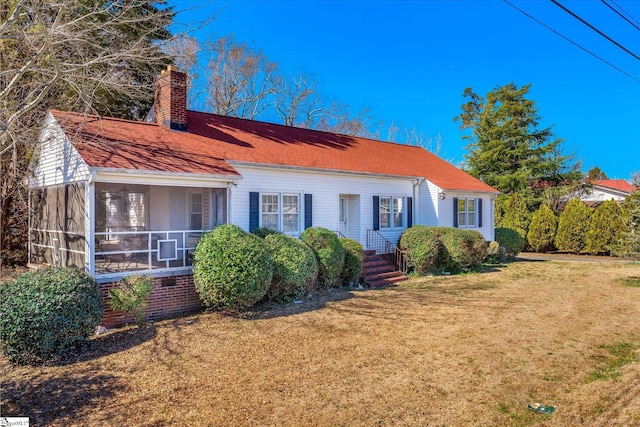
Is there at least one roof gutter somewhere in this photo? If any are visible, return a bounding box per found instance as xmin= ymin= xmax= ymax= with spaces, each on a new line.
xmin=89 ymin=167 xmax=242 ymax=187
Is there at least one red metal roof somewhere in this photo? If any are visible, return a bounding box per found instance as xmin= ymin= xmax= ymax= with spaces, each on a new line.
xmin=50 ymin=109 xmax=498 ymax=193
xmin=592 ymin=179 xmax=636 ymax=193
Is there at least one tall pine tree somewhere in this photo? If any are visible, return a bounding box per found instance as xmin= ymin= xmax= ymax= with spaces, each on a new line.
xmin=455 ymin=83 xmax=580 ymax=198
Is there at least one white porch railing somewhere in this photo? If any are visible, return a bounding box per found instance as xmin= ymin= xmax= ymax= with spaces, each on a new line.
xmin=94 ymin=229 xmax=205 ymax=275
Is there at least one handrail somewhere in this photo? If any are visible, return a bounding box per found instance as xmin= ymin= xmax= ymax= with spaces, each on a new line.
xmin=366 ymin=229 xmax=408 ymax=275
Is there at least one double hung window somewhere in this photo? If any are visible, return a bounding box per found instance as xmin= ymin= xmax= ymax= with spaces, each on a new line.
xmin=262 ymin=193 xmax=299 ymax=233
xmin=380 ymin=196 xmax=404 ymax=229
xmin=457 ymin=197 xmax=476 ymax=228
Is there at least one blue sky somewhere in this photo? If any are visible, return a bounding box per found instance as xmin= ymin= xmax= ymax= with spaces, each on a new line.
xmin=169 ymin=0 xmax=640 ymax=181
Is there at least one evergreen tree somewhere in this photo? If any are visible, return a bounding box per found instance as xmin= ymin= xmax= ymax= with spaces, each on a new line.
xmin=555 ymin=198 xmax=591 ymax=254
xmin=586 ymin=166 xmax=607 ymax=181
xmin=614 ymin=191 xmax=640 ymax=259
xmin=499 ymin=192 xmax=531 ymax=242
xmin=527 ymin=204 xmax=557 ymax=253
xmin=585 ymin=200 xmax=626 ymax=255
xmin=455 ymin=83 xmax=580 ymax=197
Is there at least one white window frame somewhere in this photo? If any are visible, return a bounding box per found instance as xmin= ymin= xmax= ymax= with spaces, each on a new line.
xmin=189 ymin=191 xmax=204 ymax=231
xmin=261 ymin=192 xmax=301 ymax=235
xmin=457 ymin=197 xmax=477 ymax=228
xmin=380 ymin=195 xmax=405 ymax=230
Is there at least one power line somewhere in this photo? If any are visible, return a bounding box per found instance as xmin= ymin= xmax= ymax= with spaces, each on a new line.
xmin=609 ymin=0 xmax=640 ymax=27
xmin=551 ymin=0 xmax=640 ymax=61
xmin=601 ymin=0 xmax=640 ymax=31
xmin=503 ymin=0 xmax=640 ymax=82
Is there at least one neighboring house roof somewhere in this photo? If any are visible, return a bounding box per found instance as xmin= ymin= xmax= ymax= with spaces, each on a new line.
xmin=49 ymin=109 xmax=498 ymax=193
xmin=591 ymin=179 xmax=637 ymax=194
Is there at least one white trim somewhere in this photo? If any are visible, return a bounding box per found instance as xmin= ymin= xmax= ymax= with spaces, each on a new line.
xmin=378 ymin=195 xmax=407 ymax=231
xmin=92 ymin=167 xmax=241 ymax=188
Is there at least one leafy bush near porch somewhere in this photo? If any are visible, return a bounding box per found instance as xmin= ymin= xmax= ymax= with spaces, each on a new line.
xmin=439 ymin=228 xmax=488 ymax=272
xmin=527 ymin=204 xmax=557 ymax=253
xmin=339 ymin=238 xmax=364 ymax=285
xmin=108 ymin=275 xmax=154 ymax=325
xmin=585 ymin=199 xmax=627 ymax=255
xmin=300 ymin=227 xmax=345 ymax=289
xmin=399 ymin=225 xmax=444 ymax=274
xmin=555 ymin=198 xmax=591 ymax=254
xmin=0 ymin=267 xmax=104 ymax=364
xmin=193 ymin=225 xmax=272 ymax=310
xmin=264 ymin=233 xmax=318 ymax=302
xmin=252 ymin=227 xmax=281 ymax=239
xmin=495 ymin=227 xmax=525 ymax=257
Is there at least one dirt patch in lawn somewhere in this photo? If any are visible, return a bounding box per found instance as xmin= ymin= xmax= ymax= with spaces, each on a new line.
xmin=2 ymin=260 xmax=640 ymax=426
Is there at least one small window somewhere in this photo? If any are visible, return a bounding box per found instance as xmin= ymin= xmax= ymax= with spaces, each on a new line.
xmin=190 ymin=192 xmax=203 ymax=231
xmin=380 ymin=196 xmax=404 ymax=229
xmin=282 ymin=194 xmax=299 ymax=233
xmin=457 ymin=197 xmax=477 ymax=228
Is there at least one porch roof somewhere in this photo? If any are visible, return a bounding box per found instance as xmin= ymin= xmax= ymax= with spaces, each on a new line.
xmin=51 ymin=109 xmax=498 ymax=193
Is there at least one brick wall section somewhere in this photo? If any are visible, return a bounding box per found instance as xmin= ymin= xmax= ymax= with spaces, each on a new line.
xmin=154 ymin=65 xmax=187 ymax=131
xmin=99 ymin=274 xmax=203 ymax=328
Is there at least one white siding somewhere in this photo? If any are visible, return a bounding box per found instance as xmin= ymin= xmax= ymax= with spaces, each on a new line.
xmin=581 ymin=187 xmax=627 ymax=202
xmin=417 ymin=180 xmax=439 ymax=226
xmin=437 ymin=191 xmax=495 ymax=241
xmin=31 ymin=114 xmax=89 ymax=187
xmin=230 ymin=165 xmax=415 ymax=247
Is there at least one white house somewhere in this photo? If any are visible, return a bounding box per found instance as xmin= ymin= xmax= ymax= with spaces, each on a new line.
xmin=28 ymin=66 xmax=498 ymax=325
xmin=578 ymin=179 xmax=637 ymax=204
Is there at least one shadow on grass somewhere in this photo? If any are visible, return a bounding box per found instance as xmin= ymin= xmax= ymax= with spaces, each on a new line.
xmin=1 ymin=370 xmax=126 ymax=425
xmin=52 ymin=324 xmax=158 ymax=366
xmin=241 ymin=289 xmax=356 ymax=320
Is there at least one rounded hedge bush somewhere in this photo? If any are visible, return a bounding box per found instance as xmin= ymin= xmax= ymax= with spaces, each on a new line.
xmin=193 ymin=224 xmax=272 ymax=310
xmin=300 ymin=227 xmax=345 ymax=289
xmin=0 ymin=267 xmax=104 ymax=364
xmin=339 ymin=238 xmax=364 ymax=285
xmin=399 ymin=225 xmax=445 ymax=274
xmin=527 ymin=204 xmax=557 ymax=253
xmin=264 ymin=233 xmax=318 ymax=302
xmin=585 ymin=199 xmax=627 ymax=255
xmin=495 ymin=227 xmax=525 ymax=258
xmin=440 ymin=228 xmax=487 ymax=271
xmin=555 ymin=198 xmax=591 ymax=254
xmin=251 ymin=227 xmax=281 ymax=239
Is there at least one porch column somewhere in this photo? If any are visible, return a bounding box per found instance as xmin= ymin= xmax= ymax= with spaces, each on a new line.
xmin=85 ymin=174 xmax=96 ymax=276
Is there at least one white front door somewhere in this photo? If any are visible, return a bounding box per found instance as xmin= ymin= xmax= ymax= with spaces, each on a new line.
xmin=339 ymin=196 xmax=348 ymax=237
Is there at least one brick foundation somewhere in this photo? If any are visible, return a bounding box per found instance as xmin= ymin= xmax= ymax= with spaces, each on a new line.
xmin=99 ymin=274 xmax=203 ymax=328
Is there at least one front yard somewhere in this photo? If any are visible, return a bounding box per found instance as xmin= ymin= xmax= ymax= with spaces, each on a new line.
xmin=2 ymin=260 xmax=640 ymax=425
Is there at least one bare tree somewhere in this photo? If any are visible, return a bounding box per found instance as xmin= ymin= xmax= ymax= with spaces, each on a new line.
xmin=273 ymin=72 xmax=324 ymax=128
xmin=205 ymin=36 xmax=278 ymax=119
xmin=0 ymin=0 xmax=174 ymax=265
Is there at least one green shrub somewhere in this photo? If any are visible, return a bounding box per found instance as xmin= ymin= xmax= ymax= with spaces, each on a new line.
xmin=555 ymin=198 xmax=591 ymax=254
xmin=440 ymin=229 xmax=488 ymax=272
xmin=252 ymin=227 xmax=281 ymax=239
xmin=527 ymin=204 xmax=558 ymax=253
xmin=300 ymin=227 xmax=345 ymax=288
xmin=487 ymin=240 xmax=500 ymax=258
xmin=0 ymin=267 xmax=104 ymax=364
xmin=339 ymin=238 xmax=364 ymax=285
xmin=499 ymin=192 xmax=532 ymax=243
xmin=109 ymin=275 xmax=154 ymax=325
xmin=399 ymin=225 xmax=445 ymax=274
xmin=495 ymin=227 xmax=525 ymax=257
xmin=613 ymin=191 xmax=640 ymax=259
xmin=264 ymin=234 xmax=318 ymax=302
xmin=193 ymin=224 xmax=272 ymax=310
xmin=585 ymin=200 xmax=627 ymax=255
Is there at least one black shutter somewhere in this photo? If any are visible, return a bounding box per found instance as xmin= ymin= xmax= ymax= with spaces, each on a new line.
xmin=249 ymin=192 xmax=259 ymax=232
xmin=373 ymin=196 xmax=380 ymax=231
xmin=304 ymin=194 xmax=313 ymax=229
xmin=407 ymin=196 xmax=413 ymax=228
xmin=478 ymin=198 xmax=483 ymax=228
xmin=453 ymin=197 xmax=458 ymax=228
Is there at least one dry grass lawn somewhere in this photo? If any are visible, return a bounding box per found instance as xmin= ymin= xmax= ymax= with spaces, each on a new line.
xmin=2 ymin=260 xmax=640 ymax=426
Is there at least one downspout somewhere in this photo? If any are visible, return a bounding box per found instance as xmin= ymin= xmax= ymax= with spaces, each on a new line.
xmin=28 ymin=187 xmax=31 ymax=266
xmin=85 ymin=171 xmax=96 ymax=276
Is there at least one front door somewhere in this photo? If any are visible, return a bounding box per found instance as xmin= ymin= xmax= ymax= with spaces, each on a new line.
xmin=339 ymin=196 xmax=348 ymax=237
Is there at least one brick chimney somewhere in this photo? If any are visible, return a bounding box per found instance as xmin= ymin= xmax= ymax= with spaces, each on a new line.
xmin=154 ymin=65 xmax=187 ymax=131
